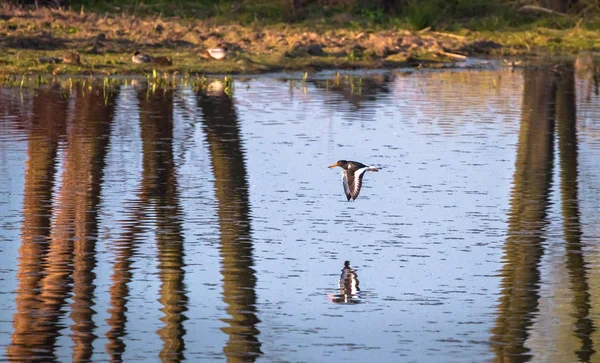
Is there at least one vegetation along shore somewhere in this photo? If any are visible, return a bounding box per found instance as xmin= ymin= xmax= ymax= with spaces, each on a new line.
xmin=0 ymin=0 xmax=599 ymax=76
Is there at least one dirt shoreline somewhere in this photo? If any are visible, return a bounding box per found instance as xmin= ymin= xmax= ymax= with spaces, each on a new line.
xmin=0 ymin=6 xmax=597 ymax=76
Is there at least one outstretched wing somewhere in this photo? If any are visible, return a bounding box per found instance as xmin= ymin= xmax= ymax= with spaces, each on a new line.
xmin=349 ymin=167 xmax=369 ymax=200
xmin=342 ymin=170 xmax=352 ymax=201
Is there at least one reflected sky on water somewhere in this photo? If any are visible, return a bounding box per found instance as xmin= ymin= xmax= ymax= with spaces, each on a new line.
xmin=1 ymin=64 xmax=600 ymax=362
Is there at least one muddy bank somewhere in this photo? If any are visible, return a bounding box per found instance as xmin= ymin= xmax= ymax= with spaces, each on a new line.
xmin=0 ymin=6 xmax=596 ymax=75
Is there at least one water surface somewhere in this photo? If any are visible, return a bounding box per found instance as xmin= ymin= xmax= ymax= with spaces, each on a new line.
xmin=1 ymin=65 xmax=600 ymax=362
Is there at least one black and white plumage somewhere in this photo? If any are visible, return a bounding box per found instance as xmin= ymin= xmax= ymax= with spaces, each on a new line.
xmin=328 ymin=160 xmax=379 ymax=201
xmin=328 ymin=261 xmax=360 ymax=304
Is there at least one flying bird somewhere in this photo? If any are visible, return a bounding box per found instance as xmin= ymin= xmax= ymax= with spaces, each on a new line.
xmin=328 ymin=160 xmax=379 ymax=201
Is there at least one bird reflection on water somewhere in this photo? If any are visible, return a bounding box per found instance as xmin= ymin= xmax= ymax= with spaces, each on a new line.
xmin=329 ymin=261 xmax=361 ymax=304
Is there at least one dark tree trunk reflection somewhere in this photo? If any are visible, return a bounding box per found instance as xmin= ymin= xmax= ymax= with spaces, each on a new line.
xmin=67 ymin=86 xmax=117 ymax=363
xmin=492 ymin=67 xmax=557 ymax=362
xmin=9 ymin=84 xmax=116 ymax=362
xmin=493 ymin=64 xmax=596 ymax=361
xmin=104 ymin=87 xmax=188 ymax=363
xmin=139 ymin=89 xmax=188 ymax=363
xmin=8 ymin=87 xmax=68 ymax=362
xmin=556 ymin=65 xmax=595 ymax=361
xmin=197 ymin=88 xmax=262 ymax=363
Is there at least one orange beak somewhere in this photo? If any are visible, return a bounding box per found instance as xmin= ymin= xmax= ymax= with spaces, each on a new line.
xmin=328 ymin=163 xmax=339 ymax=168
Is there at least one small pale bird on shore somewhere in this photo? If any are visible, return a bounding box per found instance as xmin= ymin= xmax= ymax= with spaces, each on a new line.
xmin=132 ymin=51 xmax=152 ymax=64
xmin=328 ymin=160 xmax=379 ymax=201
xmin=207 ymin=46 xmax=228 ymax=60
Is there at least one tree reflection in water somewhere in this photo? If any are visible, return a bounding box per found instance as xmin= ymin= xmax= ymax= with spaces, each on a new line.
xmin=492 ymin=64 xmax=595 ymax=362
xmin=8 ymin=84 xmax=117 ymax=362
xmin=197 ymin=86 xmax=262 ymax=362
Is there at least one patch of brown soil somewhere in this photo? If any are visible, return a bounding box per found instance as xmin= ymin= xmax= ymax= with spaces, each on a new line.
xmin=0 ymin=5 xmax=502 ymax=73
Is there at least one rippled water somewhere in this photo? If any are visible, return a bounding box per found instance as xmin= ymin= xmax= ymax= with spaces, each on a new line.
xmin=1 ymin=64 xmax=600 ymax=362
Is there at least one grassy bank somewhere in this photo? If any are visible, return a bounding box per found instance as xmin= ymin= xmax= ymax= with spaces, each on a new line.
xmin=0 ymin=2 xmax=598 ymax=76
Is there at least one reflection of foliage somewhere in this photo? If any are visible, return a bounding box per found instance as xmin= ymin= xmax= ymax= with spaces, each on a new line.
xmin=1 ymin=73 xmax=236 ymax=99
xmin=285 ymin=72 xmax=367 ymax=97
xmin=323 ymin=73 xmax=363 ymax=95
xmin=310 ymin=72 xmax=392 ymax=111
xmin=224 ymin=75 xmax=234 ymax=97
xmin=400 ymin=69 xmax=524 ymax=124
